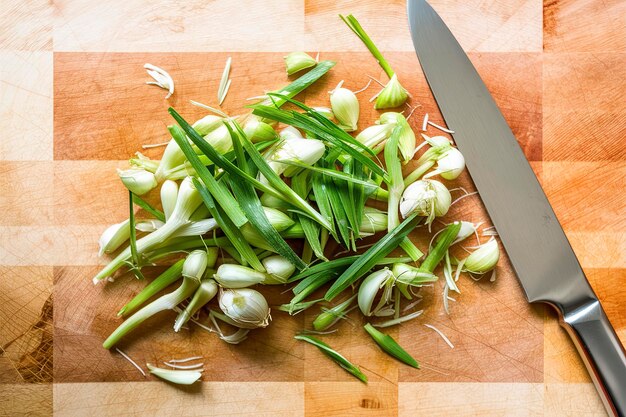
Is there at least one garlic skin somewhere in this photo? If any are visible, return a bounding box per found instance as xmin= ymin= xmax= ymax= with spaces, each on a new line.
xmin=214 ymin=264 xmax=266 ymax=288
xmin=219 ymin=288 xmax=271 ymax=329
xmin=117 ymin=168 xmax=158 ymax=196
xmin=400 ymin=179 xmax=451 ymax=223
xmin=374 ymin=74 xmax=409 ymax=110
xmin=144 ymin=63 xmax=174 ymax=99
xmin=261 ymin=255 xmax=295 ymax=284
xmin=463 ymin=238 xmax=499 ymax=274
xmin=284 ymin=51 xmax=317 ymax=75
xmin=330 ymin=83 xmax=359 ymax=132
xmin=98 ymin=220 xmax=130 ymax=256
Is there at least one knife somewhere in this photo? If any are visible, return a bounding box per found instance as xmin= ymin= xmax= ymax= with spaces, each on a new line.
xmin=406 ymin=1 xmax=626 ymax=415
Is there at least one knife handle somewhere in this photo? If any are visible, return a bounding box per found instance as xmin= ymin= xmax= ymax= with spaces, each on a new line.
xmin=558 ymin=300 xmax=626 ymax=417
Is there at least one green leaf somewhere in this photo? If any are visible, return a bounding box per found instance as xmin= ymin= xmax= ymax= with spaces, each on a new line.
xmin=325 ymin=213 xmax=421 ymax=301
xmin=192 ymin=178 xmax=265 ymax=272
xmin=339 ymin=14 xmax=394 ymax=78
xmin=277 ymin=160 xmax=375 ymax=187
xmin=169 ymin=109 xmax=331 ymax=231
xmin=118 ymin=259 xmax=184 ymax=317
xmin=292 ymin=171 xmax=326 ymax=261
xmin=294 ymin=334 xmax=367 ymax=383
xmin=262 ymin=60 xmax=336 ymax=108
xmin=168 ymin=125 xmax=248 ymax=228
xmin=132 ymin=195 xmax=166 ymax=222
xmin=364 ymin=323 xmax=419 ymax=368
xmin=226 ymin=122 xmax=306 ymax=270
xmin=169 ymin=109 xmax=288 ymax=202
xmin=419 ymin=222 xmax=462 ymax=273
xmin=249 ymin=99 xmax=388 ymax=183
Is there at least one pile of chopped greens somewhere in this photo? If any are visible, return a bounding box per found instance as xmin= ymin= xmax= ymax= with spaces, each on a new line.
xmin=96 ymin=15 xmax=500 ymax=384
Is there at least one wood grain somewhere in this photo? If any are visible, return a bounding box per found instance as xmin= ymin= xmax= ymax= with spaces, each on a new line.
xmin=53 ymin=382 xmax=305 ymax=416
xmin=543 ymin=53 xmax=626 ymax=161
xmin=53 ymin=51 xmax=542 ymax=161
xmin=544 ymin=0 xmax=626 ymax=52
xmin=53 ymin=0 xmax=305 ymax=52
xmin=0 ymin=0 xmax=624 ymax=415
xmin=399 ymin=382 xmax=544 ymax=416
xmin=0 ymin=1 xmax=52 ymax=50
xmin=304 ymin=0 xmax=542 ymax=52
xmin=0 ymin=51 xmax=53 ymax=161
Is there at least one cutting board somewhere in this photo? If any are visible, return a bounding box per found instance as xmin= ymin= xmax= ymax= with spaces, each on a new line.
xmin=1 ymin=1 xmax=624 ymax=416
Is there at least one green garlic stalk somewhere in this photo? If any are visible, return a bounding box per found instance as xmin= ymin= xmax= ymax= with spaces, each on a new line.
xmin=102 ymin=250 xmax=208 ymax=349
xmin=173 ymin=277 xmax=218 ymax=332
xmin=93 ymin=176 xmax=203 ymax=283
xmin=117 ymin=259 xmax=185 ymax=317
xmin=340 ymin=14 xmax=409 ymax=110
xmin=312 ymin=294 xmax=357 ymax=331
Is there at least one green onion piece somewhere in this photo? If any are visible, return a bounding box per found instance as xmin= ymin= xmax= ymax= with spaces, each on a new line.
xmin=363 ymin=323 xmax=419 ymax=368
xmin=232 ymin=120 xmax=332 ymax=232
xmin=292 ymin=171 xmax=326 ymax=261
xmin=263 ymin=60 xmax=336 ymax=108
xmin=278 ymin=160 xmax=375 ymax=187
xmin=192 ymin=178 xmax=265 ymax=272
xmin=385 ymin=125 xmax=404 ymax=232
xmin=313 ymin=294 xmax=357 ymax=331
xmin=226 ymin=122 xmax=306 ymax=270
xmin=133 ymin=195 xmax=166 ymax=222
xmin=290 ymin=256 xmax=356 ymax=283
xmin=339 ymin=14 xmax=394 ymax=79
xmin=294 ymin=334 xmax=367 ymax=383
xmin=419 ymin=222 xmax=462 ymax=273
xmin=168 ymin=125 xmax=247 ymax=228
xmin=117 ymin=259 xmax=185 ymax=317
xmin=169 ymin=109 xmax=290 ymax=204
xmin=103 ymin=273 xmax=200 ymax=349
xmin=128 ymin=192 xmax=145 ymax=280
xmin=250 ymin=97 xmax=388 ymax=183
xmin=325 ymin=213 xmax=421 ymax=301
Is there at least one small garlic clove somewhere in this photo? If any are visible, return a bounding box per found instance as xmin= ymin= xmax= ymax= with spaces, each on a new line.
xmin=330 ymin=82 xmax=359 ymax=132
xmin=374 ymin=73 xmax=409 ymax=110
xmin=284 ymin=51 xmax=317 ymax=76
xmin=98 ymin=219 xmax=131 ymax=256
xmin=261 ymin=255 xmax=296 ymax=284
xmin=117 ymin=168 xmax=158 ymax=196
xmin=214 ymin=264 xmax=266 ymax=288
xmin=463 ymin=238 xmax=499 ymax=274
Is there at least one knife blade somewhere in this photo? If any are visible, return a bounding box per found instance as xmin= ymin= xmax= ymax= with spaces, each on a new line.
xmin=406 ymin=1 xmax=626 ymax=415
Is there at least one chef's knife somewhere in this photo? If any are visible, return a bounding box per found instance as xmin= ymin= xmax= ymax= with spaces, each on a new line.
xmin=406 ymin=1 xmax=626 ymax=415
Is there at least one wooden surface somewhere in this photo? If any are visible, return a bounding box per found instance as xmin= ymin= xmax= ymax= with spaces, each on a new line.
xmin=0 ymin=1 xmax=624 ymax=416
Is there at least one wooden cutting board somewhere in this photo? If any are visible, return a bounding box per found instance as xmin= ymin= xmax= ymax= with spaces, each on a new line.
xmin=1 ymin=1 xmax=624 ymax=416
